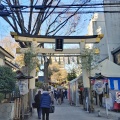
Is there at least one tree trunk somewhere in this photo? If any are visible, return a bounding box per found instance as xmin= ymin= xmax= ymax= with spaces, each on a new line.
xmin=44 ymin=61 xmax=49 ymax=83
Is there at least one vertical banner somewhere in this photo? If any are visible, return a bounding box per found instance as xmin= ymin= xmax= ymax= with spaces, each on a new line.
xmin=19 ymin=80 xmax=29 ymax=95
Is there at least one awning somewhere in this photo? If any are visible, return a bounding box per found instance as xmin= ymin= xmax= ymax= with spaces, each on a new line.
xmin=91 ymin=59 xmax=120 ymax=77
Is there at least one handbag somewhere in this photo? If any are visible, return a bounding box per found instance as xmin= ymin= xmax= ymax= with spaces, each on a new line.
xmin=32 ymin=103 xmax=37 ymax=108
xmin=49 ymin=105 xmax=55 ymax=113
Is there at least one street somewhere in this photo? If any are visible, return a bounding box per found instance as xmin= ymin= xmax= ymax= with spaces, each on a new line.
xmin=29 ymin=99 xmax=114 ymax=120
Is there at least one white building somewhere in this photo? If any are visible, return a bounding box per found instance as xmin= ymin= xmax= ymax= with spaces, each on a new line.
xmin=88 ymin=13 xmax=108 ymax=61
xmin=104 ymin=0 xmax=120 ymax=61
xmin=87 ymin=0 xmax=120 ymax=109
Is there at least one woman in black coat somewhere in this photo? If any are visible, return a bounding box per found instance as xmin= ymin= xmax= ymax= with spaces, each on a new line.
xmin=34 ymin=91 xmax=41 ymax=119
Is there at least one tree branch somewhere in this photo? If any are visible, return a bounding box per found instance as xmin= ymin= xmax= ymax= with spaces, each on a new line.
xmin=34 ymin=0 xmax=49 ymax=35
xmin=47 ymin=0 xmax=89 ymax=35
xmin=45 ymin=7 xmax=70 ymax=35
xmin=28 ymin=0 xmax=34 ymax=33
xmin=42 ymin=0 xmax=57 ymax=22
xmin=2 ymin=16 xmax=18 ymax=32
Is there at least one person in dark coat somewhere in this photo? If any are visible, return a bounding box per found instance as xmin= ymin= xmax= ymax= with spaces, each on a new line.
xmin=34 ymin=90 xmax=41 ymax=119
xmin=64 ymin=89 xmax=68 ymax=99
xmin=41 ymin=89 xmax=51 ymax=120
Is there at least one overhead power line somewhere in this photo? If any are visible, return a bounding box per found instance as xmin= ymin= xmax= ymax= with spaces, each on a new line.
xmin=2 ymin=2 xmax=120 ymax=9
xmin=6 ymin=10 xmax=120 ymax=14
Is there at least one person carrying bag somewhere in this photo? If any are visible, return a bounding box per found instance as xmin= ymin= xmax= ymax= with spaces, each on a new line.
xmin=49 ymin=105 xmax=55 ymax=113
xmin=34 ymin=90 xmax=41 ymax=119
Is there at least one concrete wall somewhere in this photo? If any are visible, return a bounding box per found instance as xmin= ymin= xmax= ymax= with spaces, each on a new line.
xmin=93 ymin=13 xmax=108 ymax=61
xmin=88 ymin=5 xmax=120 ymax=62
xmin=88 ymin=13 xmax=108 ymax=61
xmin=104 ymin=0 xmax=120 ymax=61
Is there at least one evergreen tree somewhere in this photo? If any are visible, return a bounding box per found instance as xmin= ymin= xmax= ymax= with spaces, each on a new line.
xmin=67 ymin=68 xmax=77 ymax=81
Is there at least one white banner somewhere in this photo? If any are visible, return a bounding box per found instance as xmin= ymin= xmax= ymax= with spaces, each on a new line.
xmin=116 ymin=92 xmax=120 ymax=103
xmin=93 ymin=80 xmax=104 ymax=94
xmin=19 ymin=80 xmax=29 ymax=95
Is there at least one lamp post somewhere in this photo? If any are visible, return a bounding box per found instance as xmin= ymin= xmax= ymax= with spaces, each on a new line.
xmin=16 ymin=70 xmax=33 ymax=120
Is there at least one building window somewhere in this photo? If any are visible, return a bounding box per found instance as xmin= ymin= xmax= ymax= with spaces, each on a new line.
xmin=113 ymin=51 xmax=120 ymax=65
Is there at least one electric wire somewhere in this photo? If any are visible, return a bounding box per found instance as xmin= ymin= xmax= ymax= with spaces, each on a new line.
xmin=2 ymin=3 xmax=120 ymax=8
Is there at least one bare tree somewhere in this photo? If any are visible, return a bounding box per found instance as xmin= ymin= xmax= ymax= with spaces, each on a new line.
xmin=1 ymin=0 xmax=91 ymax=82
xmin=1 ymin=0 xmax=90 ymax=46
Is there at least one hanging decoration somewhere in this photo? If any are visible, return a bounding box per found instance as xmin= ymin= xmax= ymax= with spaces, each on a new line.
xmin=63 ymin=56 xmax=65 ymax=62
xmin=58 ymin=56 xmax=61 ymax=64
xmin=55 ymin=57 xmax=57 ymax=62
xmin=77 ymin=56 xmax=80 ymax=64
xmin=41 ymin=57 xmax=43 ymax=65
xmin=72 ymin=57 xmax=75 ymax=62
xmin=49 ymin=55 xmax=52 ymax=64
xmin=68 ymin=56 xmax=70 ymax=64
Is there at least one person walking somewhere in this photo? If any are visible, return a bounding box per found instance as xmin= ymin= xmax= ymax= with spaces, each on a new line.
xmin=34 ymin=90 xmax=41 ymax=119
xmin=57 ymin=90 xmax=62 ymax=105
xmin=50 ymin=91 xmax=54 ymax=104
xmin=41 ymin=89 xmax=51 ymax=120
xmin=54 ymin=89 xmax=57 ymax=101
xmin=64 ymin=89 xmax=68 ymax=99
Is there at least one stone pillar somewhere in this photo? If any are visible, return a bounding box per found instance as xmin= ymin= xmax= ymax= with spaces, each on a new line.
xmin=80 ymin=41 xmax=90 ymax=110
xmin=80 ymin=41 xmax=90 ymax=88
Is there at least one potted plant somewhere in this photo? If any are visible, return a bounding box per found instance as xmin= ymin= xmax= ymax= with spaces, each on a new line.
xmin=0 ymin=66 xmax=17 ymax=119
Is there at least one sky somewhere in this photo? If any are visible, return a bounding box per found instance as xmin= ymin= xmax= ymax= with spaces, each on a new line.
xmin=0 ymin=0 xmax=103 ymax=40
xmin=0 ymin=0 xmax=103 ymax=76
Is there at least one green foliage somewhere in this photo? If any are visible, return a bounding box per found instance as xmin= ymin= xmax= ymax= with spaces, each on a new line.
xmin=0 ymin=66 xmax=17 ymax=92
xmin=67 ymin=68 xmax=77 ymax=81
xmin=81 ymin=48 xmax=99 ymax=71
xmin=0 ymin=93 xmax=4 ymax=103
xmin=24 ymin=49 xmax=39 ymax=75
xmin=35 ymin=81 xmax=43 ymax=88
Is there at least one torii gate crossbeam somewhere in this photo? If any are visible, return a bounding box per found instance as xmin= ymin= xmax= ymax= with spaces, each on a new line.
xmin=11 ymin=32 xmax=103 ymax=44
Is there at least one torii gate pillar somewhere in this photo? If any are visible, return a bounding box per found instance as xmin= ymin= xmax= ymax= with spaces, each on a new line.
xmin=80 ymin=40 xmax=90 ymax=88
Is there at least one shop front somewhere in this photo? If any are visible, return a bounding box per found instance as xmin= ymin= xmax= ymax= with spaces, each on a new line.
xmin=91 ymin=59 xmax=120 ymax=110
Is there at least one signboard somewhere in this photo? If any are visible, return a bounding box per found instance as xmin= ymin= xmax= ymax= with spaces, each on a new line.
xmin=116 ymin=92 xmax=120 ymax=103
xmin=55 ymin=38 xmax=63 ymax=51
xmin=19 ymin=80 xmax=29 ymax=95
xmin=93 ymin=80 xmax=104 ymax=94
xmin=38 ymin=76 xmax=44 ymax=82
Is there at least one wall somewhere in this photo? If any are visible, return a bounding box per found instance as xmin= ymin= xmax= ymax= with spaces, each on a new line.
xmin=88 ymin=13 xmax=109 ymax=61
xmin=0 ymin=53 xmax=5 ymax=65
xmin=104 ymin=0 xmax=120 ymax=61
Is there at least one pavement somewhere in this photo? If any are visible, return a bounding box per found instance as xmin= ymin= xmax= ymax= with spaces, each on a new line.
xmin=28 ymin=99 xmax=120 ymax=120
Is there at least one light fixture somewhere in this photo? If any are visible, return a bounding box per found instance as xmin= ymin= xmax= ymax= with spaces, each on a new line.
xmin=0 ymin=4 xmax=4 ymax=10
xmin=34 ymin=5 xmax=45 ymax=9
xmin=0 ymin=11 xmax=10 ymax=16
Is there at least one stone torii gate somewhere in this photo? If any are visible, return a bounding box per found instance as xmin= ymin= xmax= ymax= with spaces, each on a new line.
xmin=11 ymin=32 xmax=103 ymax=112
xmin=11 ymin=32 xmax=103 ymax=89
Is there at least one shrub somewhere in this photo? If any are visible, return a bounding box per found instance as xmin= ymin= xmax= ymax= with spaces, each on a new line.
xmin=0 ymin=66 xmax=17 ymax=92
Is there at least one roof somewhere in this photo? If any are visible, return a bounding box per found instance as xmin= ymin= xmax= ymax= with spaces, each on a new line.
xmin=5 ymin=59 xmax=19 ymax=70
xmin=111 ymin=46 xmax=120 ymax=54
xmin=91 ymin=59 xmax=120 ymax=77
xmin=0 ymin=46 xmax=14 ymax=59
xmin=69 ymin=74 xmax=82 ymax=83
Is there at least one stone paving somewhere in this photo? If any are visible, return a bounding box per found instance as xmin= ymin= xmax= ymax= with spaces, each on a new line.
xmin=28 ymin=99 xmax=120 ymax=120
